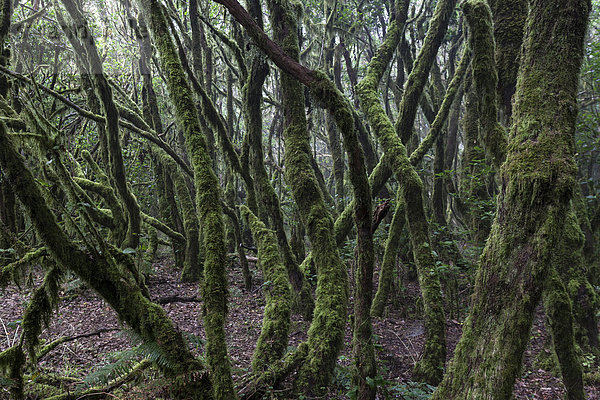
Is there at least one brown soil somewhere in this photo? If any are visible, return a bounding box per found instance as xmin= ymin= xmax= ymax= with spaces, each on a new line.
xmin=1 ymin=255 xmax=599 ymax=399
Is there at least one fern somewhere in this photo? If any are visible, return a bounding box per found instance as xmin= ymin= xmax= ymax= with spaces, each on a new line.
xmin=181 ymin=331 xmax=206 ymax=351
xmin=78 ymin=327 xmax=204 ymax=389
xmin=78 ymin=346 xmax=143 ymax=390
xmin=0 ymin=375 xmax=15 ymax=388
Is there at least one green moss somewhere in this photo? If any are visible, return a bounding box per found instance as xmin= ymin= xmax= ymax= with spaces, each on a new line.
xmin=243 ymin=43 xmax=314 ymax=316
xmin=22 ymin=266 xmax=62 ymax=361
xmin=0 ymin=81 xmax=210 ymax=400
xmin=489 ymin=0 xmax=527 ymax=118
xmin=553 ymin=210 xmax=599 ymax=352
xmin=266 ymin=0 xmax=350 ymax=394
xmin=372 ymin=198 xmax=405 ymax=317
xmin=136 ymin=0 xmax=235 ymax=396
xmin=241 ymin=206 xmax=292 ymax=373
xmin=60 ymin=0 xmax=141 ymax=249
xmin=409 ymin=47 xmax=470 ymax=167
xmin=433 ymin=1 xmax=591 ymax=397
xmin=463 ymin=0 xmax=507 ymax=167
xmin=141 ymin=212 xmax=186 ymax=244
xmin=0 ymin=345 xmax=25 ymax=399
xmin=394 ymin=0 xmax=458 ymax=145
xmin=81 ymin=150 xmax=126 ymax=246
xmin=0 ymin=247 xmax=47 ymax=288
xmin=355 ymin=0 xmax=453 ymax=385
xmin=543 ymin=264 xmax=585 ymax=400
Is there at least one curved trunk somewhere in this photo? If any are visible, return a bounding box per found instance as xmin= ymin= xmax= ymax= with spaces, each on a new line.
xmin=241 ymin=206 xmax=291 ymax=373
xmin=266 ymin=0 xmax=349 ymax=393
xmin=0 ymin=122 xmax=211 ymax=399
xmin=356 ymin=0 xmax=454 ymax=384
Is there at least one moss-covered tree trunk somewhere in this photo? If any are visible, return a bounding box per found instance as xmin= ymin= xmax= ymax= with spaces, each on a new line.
xmin=266 ymin=1 xmax=349 ymax=394
xmin=543 ymin=262 xmax=585 ymax=400
xmin=136 ymin=17 xmax=202 ymax=281
xmin=432 ymin=0 xmax=591 ymax=398
xmin=463 ymin=0 xmax=507 ymax=169
xmin=356 ymin=0 xmax=454 ymax=384
xmin=0 ymin=122 xmax=211 ymax=399
xmin=488 ymin=0 xmax=527 ymax=121
xmin=58 ymin=0 xmax=141 ymax=250
xmin=553 ymin=208 xmax=599 ymax=354
xmin=243 ymin=0 xmax=313 ymax=317
xmin=460 ymin=67 xmax=493 ymax=246
xmin=241 ymin=206 xmax=291 ymax=373
xmin=371 ymin=197 xmax=405 ymax=317
xmin=323 ymin=5 xmax=345 ymax=214
xmin=135 ymin=0 xmax=236 ymax=397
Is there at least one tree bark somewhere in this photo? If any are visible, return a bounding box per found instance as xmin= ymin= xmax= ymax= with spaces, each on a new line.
xmin=432 ymin=0 xmax=591 ymax=398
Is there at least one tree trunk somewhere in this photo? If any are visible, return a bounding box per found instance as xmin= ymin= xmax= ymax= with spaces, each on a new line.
xmin=136 ymin=0 xmax=236 ymax=397
xmin=432 ymin=0 xmax=591 ymax=398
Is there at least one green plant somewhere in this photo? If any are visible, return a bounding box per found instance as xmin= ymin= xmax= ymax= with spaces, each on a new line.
xmin=0 ymin=318 xmax=21 ymax=348
xmin=388 ymin=381 xmax=436 ymax=399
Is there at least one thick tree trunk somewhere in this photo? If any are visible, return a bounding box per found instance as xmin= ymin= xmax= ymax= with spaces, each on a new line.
xmin=432 ymin=0 xmax=591 ymax=398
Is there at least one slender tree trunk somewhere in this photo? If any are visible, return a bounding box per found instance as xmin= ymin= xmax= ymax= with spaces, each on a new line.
xmin=0 ymin=122 xmax=211 ymax=399
xmin=241 ymin=206 xmax=292 ymax=373
xmin=243 ymin=0 xmax=313 ymax=317
xmin=356 ymin=0 xmax=454 ymax=384
xmin=266 ymin=1 xmax=349 ymax=393
xmin=488 ymin=0 xmax=527 ymax=121
xmin=136 ymin=1 xmax=236 ymax=397
xmin=59 ymin=0 xmax=141 ymax=250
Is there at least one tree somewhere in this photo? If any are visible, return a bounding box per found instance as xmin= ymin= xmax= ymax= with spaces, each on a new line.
xmin=0 ymin=0 xmax=598 ymax=398
xmin=433 ymin=0 xmax=591 ymax=398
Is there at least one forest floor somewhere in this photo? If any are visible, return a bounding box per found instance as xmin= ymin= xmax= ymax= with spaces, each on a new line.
xmin=1 ymin=254 xmax=599 ymax=399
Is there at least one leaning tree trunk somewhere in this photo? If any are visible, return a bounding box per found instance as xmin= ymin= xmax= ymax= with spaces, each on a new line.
xmin=432 ymin=0 xmax=591 ymax=398
xmin=0 ymin=121 xmax=211 ymax=399
xmin=356 ymin=0 xmax=456 ymax=384
xmin=58 ymin=0 xmax=141 ymax=250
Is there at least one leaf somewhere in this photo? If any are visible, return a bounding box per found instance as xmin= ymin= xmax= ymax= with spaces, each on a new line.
xmin=122 ymin=248 xmax=136 ymax=254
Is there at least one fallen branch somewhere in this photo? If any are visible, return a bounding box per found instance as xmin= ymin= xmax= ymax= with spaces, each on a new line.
xmin=155 ymin=296 xmax=202 ymax=304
